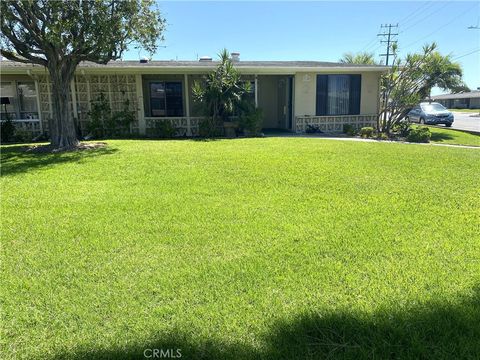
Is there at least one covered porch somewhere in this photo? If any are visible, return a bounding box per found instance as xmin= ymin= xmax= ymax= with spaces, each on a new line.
xmin=141 ymin=73 xmax=295 ymax=136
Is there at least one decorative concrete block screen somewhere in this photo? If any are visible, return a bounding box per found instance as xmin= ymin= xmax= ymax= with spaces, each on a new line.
xmin=76 ymin=74 xmax=139 ymax=134
xmin=36 ymin=74 xmax=139 ymax=135
xmin=294 ymin=115 xmax=377 ymax=133
xmin=37 ymin=74 xmax=53 ymax=132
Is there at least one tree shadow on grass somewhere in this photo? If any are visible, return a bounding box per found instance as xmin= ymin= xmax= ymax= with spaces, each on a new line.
xmin=52 ymin=288 xmax=480 ymax=360
xmin=0 ymin=144 xmax=118 ymax=177
xmin=430 ymin=132 xmax=456 ymax=142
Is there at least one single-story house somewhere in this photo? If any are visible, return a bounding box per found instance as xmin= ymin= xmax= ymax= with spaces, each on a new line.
xmin=0 ymin=56 xmax=388 ymax=137
xmin=433 ymin=91 xmax=480 ymax=109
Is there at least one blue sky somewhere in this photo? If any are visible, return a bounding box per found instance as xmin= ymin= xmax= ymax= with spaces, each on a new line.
xmin=124 ymin=1 xmax=480 ymax=95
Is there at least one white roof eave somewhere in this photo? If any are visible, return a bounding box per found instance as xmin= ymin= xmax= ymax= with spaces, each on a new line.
xmin=0 ymin=64 xmax=389 ymax=75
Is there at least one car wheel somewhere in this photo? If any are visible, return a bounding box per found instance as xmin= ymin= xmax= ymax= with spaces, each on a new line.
xmin=445 ymin=123 xmax=452 ymax=127
xmin=419 ymin=118 xmax=425 ymax=124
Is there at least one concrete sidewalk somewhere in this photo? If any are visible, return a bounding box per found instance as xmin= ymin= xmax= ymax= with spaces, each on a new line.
xmin=263 ymin=133 xmax=480 ymax=149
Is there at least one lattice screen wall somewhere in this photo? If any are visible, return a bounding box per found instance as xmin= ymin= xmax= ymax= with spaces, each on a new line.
xmin=37 ymin=74 xmax=139 ymax=135
xmin=76 ymin=74 xmax=139 ymax=134
xmin=37 ymin=74 xmax=52 ymax=132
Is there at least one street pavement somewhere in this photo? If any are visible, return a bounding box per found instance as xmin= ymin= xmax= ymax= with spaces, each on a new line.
xmin=449 ymin=112 xmax=480 ymax=133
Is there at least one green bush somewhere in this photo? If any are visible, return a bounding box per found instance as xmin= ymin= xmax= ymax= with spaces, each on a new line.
xmin=377 ymin=132 xmax=389 ymax=140
xmin=343 ymin=124 xmax=356 ymax=136
xmin=198 ymin=117 xmax=222 ymax=138
xmin=13 ymin=129 xmax=33 ymax=143
xmin=238 ymin=107 xmax=263 ymax=136
xmin=406 ymin=126 xmax=431 ymax=143
xmin=1 ymin=118 xmax=16 ymax=143
xmin=87 ymin=93 xmax=135 ymax=138
xmin=392 ymin=120 xmax=412 ymax=137
xmin=154 ymin=120 xmax=177 ymax=138
xmin=360 ymin=127 xmax=375 ymax=138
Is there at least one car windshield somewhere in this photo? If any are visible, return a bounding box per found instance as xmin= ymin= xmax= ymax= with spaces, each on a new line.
xmin=421 ymin=103 xmax=446 ymax=112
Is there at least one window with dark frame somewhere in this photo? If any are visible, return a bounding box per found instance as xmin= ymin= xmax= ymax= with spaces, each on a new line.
xmin=149 ymin=81 xmax=184 ymax=117
xmin=316 ymin=75 xmax=361 ymax=116
xmin=0 ymin=81 xmax=39 ymax=120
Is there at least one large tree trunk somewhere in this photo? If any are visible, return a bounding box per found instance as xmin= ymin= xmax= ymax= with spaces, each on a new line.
xmin=48 ymin=63 xmax=79 ymax=149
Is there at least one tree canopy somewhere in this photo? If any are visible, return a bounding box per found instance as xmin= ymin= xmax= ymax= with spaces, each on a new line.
xmin=339 ymin=52 xmax=377 ymax=65
xmin=0 ymin=0 xmax=166 ymax=149
xmin=378 ymin=42 xmax=463 ymax=133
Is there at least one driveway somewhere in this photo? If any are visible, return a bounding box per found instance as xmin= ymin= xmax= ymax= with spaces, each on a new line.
xmin=449 ymin=111 xmax=480 ymax=133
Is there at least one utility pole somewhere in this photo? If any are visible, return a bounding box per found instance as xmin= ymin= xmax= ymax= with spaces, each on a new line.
xmin=377 ymin=24 xmax=398 ymax=66
xmin=377 ymin=24 xmax=399 ymax=131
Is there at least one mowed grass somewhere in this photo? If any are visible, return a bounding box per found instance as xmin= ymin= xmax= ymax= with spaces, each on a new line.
xmin=427 ymin=126 xmax=480 ymax=147
xmin=449 ymin=108 xmax=480 ymax=114
xmin=1 ymin=138 xmax=480 ymax=359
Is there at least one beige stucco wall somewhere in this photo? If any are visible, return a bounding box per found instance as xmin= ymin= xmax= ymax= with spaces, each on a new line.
xmin=294 ymin=73 xmax=316 ymax=116
xmin=293 ymin=71 xmax=380 ymax=116
xmin=360 ymin=72 xmax=380 ymax=114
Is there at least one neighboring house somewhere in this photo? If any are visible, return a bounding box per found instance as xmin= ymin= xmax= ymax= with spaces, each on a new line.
xmin=433 ymin=91 xmax=480 ymax=109
xmin=0 ymin=57 xmax=387 ymax=137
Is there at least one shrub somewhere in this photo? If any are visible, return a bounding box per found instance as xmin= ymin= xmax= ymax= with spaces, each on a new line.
xmin=238 ymin=103 xmax=263 ymax=136
xmin=343 ymin=124 xmax=356 ymax=136
xmin=154 ymin=120 xmax=177 ymax=138
xmin=406 ymin=126 xmax=431 ymax=143
xmin=376 ymin=132 xmax=389 ymax=140
xmin=1 ymin=118 xmax=16 ymax=143
xmin=306 ymin=123 xmax=322 ymax=134
xmin=198 ymin=117 xmax=222 ymax=138
xmin=392 ymin=120 xmax=412 ymax=137
xmin=360 ymin=127 xmax=375 ymax=138
xmin=87 ymin=93 xmax=135 ymax=138
xmin=12 ymin=128 xmax=33 ymax=143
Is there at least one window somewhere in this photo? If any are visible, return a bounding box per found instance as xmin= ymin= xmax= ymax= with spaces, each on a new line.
xmin=421 ymin=103 xmax=446 ymax=112
xmin=149 ymin=81 xmax=183 ymax=117
xmin=0 ymin=82 xmax=16 ymax=120
xmin=316 ymin=75 xmax=361 ymax=116
xmin=17 ymin=82 xmax=38 ymax=119
xmin=0 ymin=81 xmax=39 ymax=120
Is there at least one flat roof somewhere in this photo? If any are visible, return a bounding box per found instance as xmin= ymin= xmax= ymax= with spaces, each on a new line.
xmin=433 ymin=92 xmax=480 ymax=100
xmin=0 ymin=59 xmax=388 ymax=74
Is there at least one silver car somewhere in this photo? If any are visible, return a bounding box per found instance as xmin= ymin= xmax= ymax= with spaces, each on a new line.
xmin=406 ymin=102 xmax=454 ymax=127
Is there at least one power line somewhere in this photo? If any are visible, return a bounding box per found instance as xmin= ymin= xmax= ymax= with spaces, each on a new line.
xmin=452 ymin=48 xmax=480 ymax=60
xmin=399 ymin=2 xmax=451 ymax=34
xmin=398 ymin=1 xmax=436 ymax=29
xmin=362 ymin=2 xmax=441 ymax=55
xmin=402 ymin=3 xmax=478 ymax=51
xmin=377 ymin=24 xmax=398 ymax=66
xmin=360 ymin=2 xmax=437 ymax=55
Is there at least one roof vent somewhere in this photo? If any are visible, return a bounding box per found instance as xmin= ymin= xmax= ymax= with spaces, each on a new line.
xmin=140 ymin=57 xmax=148 ymax=64
xmin=199 ymin=56 xmax=212 ymax=62
xmin=231 ymin=52 xmax=240 ymax=62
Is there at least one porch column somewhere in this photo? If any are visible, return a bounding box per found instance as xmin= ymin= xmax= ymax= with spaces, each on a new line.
xmin=184 ymin=74 xmax=191 ymax=136
xmin=135 ymin=74 xmax=146 ymax=135
xmin=254 ymin=75 xmax=258 ymax=108
xmin=33 ymin=79 xmax=43 ymax=134
xmin=70 ymin=79 xmax=78 ymax=119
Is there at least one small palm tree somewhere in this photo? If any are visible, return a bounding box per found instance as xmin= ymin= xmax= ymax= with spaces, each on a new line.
xmin=193 ymin=49 xmax=250 ymax=136
xmin=340 ymin=52 xmax=377 ymax=65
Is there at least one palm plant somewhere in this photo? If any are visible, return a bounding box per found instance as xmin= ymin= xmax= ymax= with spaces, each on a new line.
xmin=340 ymin=52 xmax=377 ymax=65
xmin=378 ymin=42 xmax=464 ymax=134
xmin=192 ymin=49 xmax=251 ymax=136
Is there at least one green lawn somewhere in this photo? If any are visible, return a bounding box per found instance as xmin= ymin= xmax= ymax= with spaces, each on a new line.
xmin=448 ymin=108 xmax=480 ymax=114
xmin=1 ymin=139 xmax=480 ymax=359
xmin=427 ymin=126 xmax=480 ymax=147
